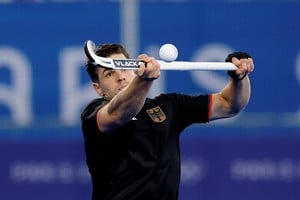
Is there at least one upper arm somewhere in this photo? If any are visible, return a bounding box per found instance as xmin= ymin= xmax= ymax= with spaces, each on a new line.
xmin=209 ymin=93 xmax=233 ymax=121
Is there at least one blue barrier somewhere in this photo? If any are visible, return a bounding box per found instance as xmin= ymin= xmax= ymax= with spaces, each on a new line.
xmin=1 ymin=137 xmax=300 ymax=200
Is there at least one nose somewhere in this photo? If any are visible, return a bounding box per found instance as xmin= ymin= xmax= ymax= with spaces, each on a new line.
xmin=115 ymin=70 xmax=126 ymax=81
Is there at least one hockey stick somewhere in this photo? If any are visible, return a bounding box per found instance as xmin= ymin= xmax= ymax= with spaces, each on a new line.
xmin=84 ymin=40 xmax=237 ymax=71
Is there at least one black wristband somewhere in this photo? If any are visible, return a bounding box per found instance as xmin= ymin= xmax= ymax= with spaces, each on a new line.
xmin=227 ymin=70 xmax=248 ymax=80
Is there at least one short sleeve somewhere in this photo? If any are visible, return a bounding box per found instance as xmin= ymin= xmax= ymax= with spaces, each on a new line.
xmin=155 ymin=93 xmax=210 ymax=128
xmin=81 ymin=98 xmax=107 ymax=139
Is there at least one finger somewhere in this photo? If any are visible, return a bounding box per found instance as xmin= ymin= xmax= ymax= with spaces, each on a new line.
xmin=231 ymin=57 xmax=242 ymax=74
xmin=241 ymin=59 xmax=249 ymax=72
xmin=138 ymin=54 xmax=152 ymax=63
xmin=231 ymin=57 xmax=241 ymax=66
xmin=248 ymin=58 xmax=255 ymax=72
xmin=241 ymin=58 xmax=253 ymax=74
xmin=135 ymin=62 xmax=146 ymax=77
xmin=137 ymin=54 xmax=147 ymax=59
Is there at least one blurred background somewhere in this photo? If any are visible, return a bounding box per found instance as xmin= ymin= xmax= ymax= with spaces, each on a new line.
xmin=0 ymin=0 xmax=299 ymax=199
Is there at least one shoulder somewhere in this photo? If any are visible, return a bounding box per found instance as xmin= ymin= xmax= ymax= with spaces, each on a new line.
xmin=152 ymin=93 xmax=184 ymax=102
xmin=152 ymin=93 xmax=209 ymax=104
xmin=145 ymin=93 xmax=177 ymax=107
xmin=146 ymin=93 xmax=209 ymax=114
xmin=153 ymin=93 xmax=211 ymax=117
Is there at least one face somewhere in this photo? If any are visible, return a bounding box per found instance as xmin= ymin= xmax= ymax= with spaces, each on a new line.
xmin=93 ymin=53 xmax=136 ymax=100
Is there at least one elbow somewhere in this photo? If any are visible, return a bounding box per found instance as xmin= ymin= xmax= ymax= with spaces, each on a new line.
xmin=229 ymin=107 xmax=244 ymax=117
xmin=229 ymin=98 xmax=249 ymax=116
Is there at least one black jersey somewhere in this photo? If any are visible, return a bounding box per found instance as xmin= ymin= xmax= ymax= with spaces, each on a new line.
xmin=81 ymin=93 xmax=210 ymax=200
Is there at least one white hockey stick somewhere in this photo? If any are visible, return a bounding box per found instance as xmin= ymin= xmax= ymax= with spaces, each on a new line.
xmin=84 ymin=40 xmax=237 ymax=71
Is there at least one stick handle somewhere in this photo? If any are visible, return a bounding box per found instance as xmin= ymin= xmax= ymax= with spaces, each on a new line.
xmin=158 ymin=60 xmax=237 ymax=71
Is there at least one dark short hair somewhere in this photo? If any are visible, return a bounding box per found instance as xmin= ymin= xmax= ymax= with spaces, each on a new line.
xmin=85 ymin=43 xmax=130 ymax=82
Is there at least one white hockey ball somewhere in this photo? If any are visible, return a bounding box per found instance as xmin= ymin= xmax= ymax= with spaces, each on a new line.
xmin=159 ymin=43 xmax=178 ymax=62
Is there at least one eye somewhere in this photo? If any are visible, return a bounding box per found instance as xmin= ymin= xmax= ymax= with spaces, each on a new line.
xmin=104 ymin=71 xmax=113 ymax=78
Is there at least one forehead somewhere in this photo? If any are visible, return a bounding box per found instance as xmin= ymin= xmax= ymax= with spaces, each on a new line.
xmin=109 ymin=53 xmax=127 ymax=59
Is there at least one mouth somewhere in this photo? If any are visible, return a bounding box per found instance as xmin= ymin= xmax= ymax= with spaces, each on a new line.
xmin=118 ymin=84 xmax=128 ymax=91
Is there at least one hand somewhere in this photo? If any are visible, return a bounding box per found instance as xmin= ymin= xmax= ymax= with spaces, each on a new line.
xmin=226 ymin=52 xmax=254 ymax=80
xmin=231 ymin=57 xmax=254 ymax=79
xmin=135 ymin=54 xmax=161 ymax=80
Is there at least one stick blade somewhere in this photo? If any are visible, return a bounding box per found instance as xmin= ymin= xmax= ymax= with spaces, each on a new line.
xmin=84 ymin=40 xmax=96 ymax=63
xmin=83 ymin=40 xmax=115 ymax=69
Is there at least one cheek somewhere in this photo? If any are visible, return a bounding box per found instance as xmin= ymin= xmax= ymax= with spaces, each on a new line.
xmin=100 ymin=84 xmax=110 ymax=93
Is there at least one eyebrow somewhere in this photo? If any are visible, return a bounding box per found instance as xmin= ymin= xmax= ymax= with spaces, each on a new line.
xmin=101 ymin=68 xmax=113 ymax=76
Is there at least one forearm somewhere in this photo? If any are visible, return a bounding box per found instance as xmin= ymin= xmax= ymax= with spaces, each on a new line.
xmin=210 ymin=53 xmax=254 ymax=120
xmin=96 ymin=54 xmax=160 ymax=133
xmin=220 ymin=76 xmax=251 ymax=115
xmin=106 ymin=76 xmax=153 ymax=123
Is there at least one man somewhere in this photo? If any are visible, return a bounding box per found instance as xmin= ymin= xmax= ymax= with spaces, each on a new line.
xmin=81 ymin=43 xmax=254 ymax=200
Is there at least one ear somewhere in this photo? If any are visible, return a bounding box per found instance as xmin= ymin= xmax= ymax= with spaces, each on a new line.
xmin=92 ymin=82 xmax=105 ymax=97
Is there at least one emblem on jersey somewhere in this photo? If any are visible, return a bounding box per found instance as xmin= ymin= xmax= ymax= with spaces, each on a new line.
xmin=146 ymin=106 xmax=166 ymax=123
